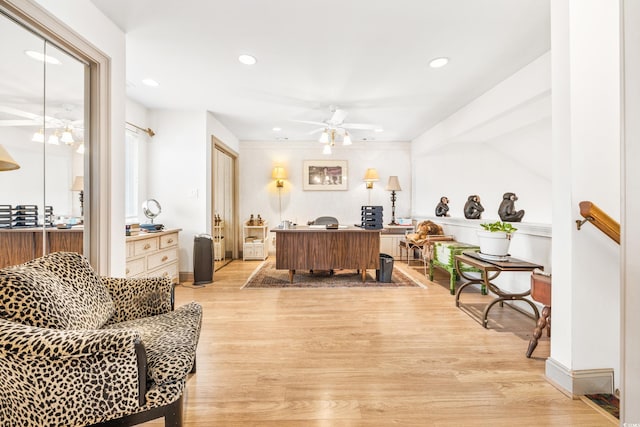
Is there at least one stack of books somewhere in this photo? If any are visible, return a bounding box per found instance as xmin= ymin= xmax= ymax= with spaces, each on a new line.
xmin=125 ymin=223 xmax=141 ymax=236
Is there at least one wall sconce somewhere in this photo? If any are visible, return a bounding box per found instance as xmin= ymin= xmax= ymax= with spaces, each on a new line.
xmin=0 ymin=144 xmax=20 ymax=171
xmin=71 ymin=175 xmax=84 ymax=216
xmin=363 ymin=168 xmax=379 ymax=189
xmin=272 ymin=167 xmax=287 ymax=188
xmin=272 ymin=167 xmax=287 ymax=221
xmin=385 ymin=176 xmax=402 ymax=225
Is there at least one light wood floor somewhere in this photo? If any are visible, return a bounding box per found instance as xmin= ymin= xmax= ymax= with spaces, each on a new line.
xmin=144 ymin=259 xmax=612 ymax=426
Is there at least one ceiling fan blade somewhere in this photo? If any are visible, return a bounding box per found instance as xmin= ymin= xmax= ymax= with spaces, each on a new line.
xmin=0 ymin=119 xmax=41 ymax=127
xmin=291 ymin=119 xmax=327 ymax=127
xmin=329 ymin=109 xmax=348 ymax=125
xmin=341 ymin=122 xmax=379 ymax=130
xmin=308 ymin=127 xmax=325 ymax=135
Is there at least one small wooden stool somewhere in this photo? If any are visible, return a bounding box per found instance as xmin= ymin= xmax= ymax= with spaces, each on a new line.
xmin=526 ymin=271 xmax=552 ymax=358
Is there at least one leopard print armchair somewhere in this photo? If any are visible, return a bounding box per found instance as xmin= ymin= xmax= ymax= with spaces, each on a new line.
xmin=0 ymin=252 xmax=203 ymax=427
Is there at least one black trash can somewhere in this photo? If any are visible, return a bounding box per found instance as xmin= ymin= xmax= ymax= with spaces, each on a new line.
xmin=193 ymin=234 xmax=214 ymax=285
xmin=376 ymin=253 xmax=394 ymax=282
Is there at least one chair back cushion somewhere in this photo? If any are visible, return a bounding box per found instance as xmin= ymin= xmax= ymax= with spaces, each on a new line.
xmin=0 ymin=252 xmax=114 ymax=329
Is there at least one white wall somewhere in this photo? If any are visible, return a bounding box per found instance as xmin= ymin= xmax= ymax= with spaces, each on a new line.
xmin=411 ymin=52 xmax=552 ymax=301
xmin=411 ymin=53 xmax=552 ymax=224
xmin=146 ymin=110 xmax=207 ymax=273
xmin=240 ymin=140 xmax=412 ymax=250
xmin=35 ymin=0 xmax=127 ymax=276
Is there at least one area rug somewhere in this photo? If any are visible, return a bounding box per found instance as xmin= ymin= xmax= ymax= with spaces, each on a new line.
xmin=242 ymin=261 xmax=424 ymax=289
xmin=581 ymin=393 xmax=619 ymax=421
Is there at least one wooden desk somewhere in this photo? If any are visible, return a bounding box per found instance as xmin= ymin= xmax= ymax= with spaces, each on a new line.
xmin=454 ymin=251 xmax=543 ymax=328
xmin=272 ymin=226 xmax=380 ymax=283
xmin=0 ymin=227 xmax=84 ymax=268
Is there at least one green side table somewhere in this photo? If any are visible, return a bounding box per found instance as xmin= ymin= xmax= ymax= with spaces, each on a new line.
xmin=429 ymin=241 xmax=484 ymax=295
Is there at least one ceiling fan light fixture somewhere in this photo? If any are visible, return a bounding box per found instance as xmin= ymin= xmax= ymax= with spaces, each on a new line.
xmin=61 ymin=129 xmax=74 ymax=144
xmin=429 ymin=57 xmax=449 ymax=68
xmin=32 ymin=129 xmax=44 ymax=143
xmin=343 ymin=132 xmax=352 ymax=146
xmin=322 ymin=144 xmax=332 ymax=155
xmin=47 ymin=133 xmax=59 ymax=145
xmin=76 ymin=143 xmax=85 ymax=154
xmin=319 ymin=129 xmax=329 ymax=144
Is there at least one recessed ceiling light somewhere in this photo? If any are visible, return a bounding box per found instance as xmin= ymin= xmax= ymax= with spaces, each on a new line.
xmin=24 ymin=50 xmax=60 ymax=65
xmin=429 ymin=57 xmax=449 ymax=68
xmin=238 ymin=54 xmax=257 ymax=65
xmin=272 ymin=127 xmax=282 ymax=132
xmin=374 ymin=128 xmax=384 ymax=133
xmin=142 ymin=78 xmax=159 ymax=87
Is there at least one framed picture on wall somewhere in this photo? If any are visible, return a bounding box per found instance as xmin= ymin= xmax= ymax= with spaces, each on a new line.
xmin=303 ymin=160 xmax=348 ymax=191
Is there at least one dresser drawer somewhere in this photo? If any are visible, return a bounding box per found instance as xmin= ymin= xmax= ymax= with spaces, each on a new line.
xmin=160 ymin=232 xmax=179 ymax=249
xmin=134 ymin=237 xmax=158 ymax=256
xmin=126 ymin=241 xmax=134 ymax=258
xmin=147 ymin=248 xmax=178 ymax=270
xmin=149 ymin=262 xmax=178 ymax=283
xmin=125 ymin=257 xmax=145 ymax=277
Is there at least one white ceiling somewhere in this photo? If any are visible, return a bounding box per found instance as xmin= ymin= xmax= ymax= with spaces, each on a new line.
xmin=90 ymin=0 xmax=550 ymax=142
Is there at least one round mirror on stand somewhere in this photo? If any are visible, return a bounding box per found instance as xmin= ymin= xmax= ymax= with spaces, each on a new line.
xmin=142 ymin=199 xmax=162 ymax=224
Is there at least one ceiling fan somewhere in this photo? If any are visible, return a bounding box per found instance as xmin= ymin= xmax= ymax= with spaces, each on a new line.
xmin=292 ymin=105 xmax=380 ymax=146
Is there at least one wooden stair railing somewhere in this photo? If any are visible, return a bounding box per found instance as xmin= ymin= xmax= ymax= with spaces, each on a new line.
xmin=576 ymin=201 xmax=621 ymax=244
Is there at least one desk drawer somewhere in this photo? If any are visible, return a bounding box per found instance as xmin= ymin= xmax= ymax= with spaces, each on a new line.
xmin=134 ymin=237 xmax=158 ymax=256
xmin=147 ymin=248 xmax=178 ymax=270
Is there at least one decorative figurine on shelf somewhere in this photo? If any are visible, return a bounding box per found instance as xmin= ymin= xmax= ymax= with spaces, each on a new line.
xmin=435 ymin=196 xmax=450 ymax=217
xmin=257 ymin=214 xmax=264 ymax=226
xmin=464 ymin=195 xmax=484 ymax=219
xmin=247 ymin=214 xmax=255 ymax=226
xmin=498 ymin=192 xmax=525 ymax=222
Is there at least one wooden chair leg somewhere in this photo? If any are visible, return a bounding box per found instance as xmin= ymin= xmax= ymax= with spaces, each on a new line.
xmin=526 ymin=305 xmax=551 ymax=358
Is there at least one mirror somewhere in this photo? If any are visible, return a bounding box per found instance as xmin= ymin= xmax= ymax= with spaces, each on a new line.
xmin=142 ymin=199 xmax=161 ymax=224
xmin=0 ymin=11 xmax=87 ymax=268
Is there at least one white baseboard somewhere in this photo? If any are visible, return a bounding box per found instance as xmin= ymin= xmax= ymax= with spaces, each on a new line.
xmin=545 ymin=357 xmax=614 ymax=398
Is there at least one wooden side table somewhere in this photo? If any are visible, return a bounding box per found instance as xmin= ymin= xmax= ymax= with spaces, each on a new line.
xmin=454 ymin=251 xmax=544 ymax=328
xmin=526 ymin=272 xmax=552 ymax=357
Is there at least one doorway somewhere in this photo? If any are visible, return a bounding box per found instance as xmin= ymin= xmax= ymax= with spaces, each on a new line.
xmin=212 ymin=138 xmax=238 ymax=271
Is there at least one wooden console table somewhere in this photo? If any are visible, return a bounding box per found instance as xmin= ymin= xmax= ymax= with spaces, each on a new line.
xmin=272 ymin=226 xmax=380 ymax=283
xmin=454 ymin=251 xmax=543 ymax=328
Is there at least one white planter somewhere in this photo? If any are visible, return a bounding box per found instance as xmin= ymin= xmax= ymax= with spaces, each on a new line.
xmin=477 ymin=230 xmax=512 ymax=256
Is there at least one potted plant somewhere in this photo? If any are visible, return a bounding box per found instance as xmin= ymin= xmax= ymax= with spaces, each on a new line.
xmin=477 ymin=221 xmax=517 ymax=257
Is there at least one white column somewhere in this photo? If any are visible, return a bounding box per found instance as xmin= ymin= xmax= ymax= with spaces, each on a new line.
xmin=548 ymin=0 xmax=621 ymax=394
xmin=621 ymin=0 xmax=640 ymax=422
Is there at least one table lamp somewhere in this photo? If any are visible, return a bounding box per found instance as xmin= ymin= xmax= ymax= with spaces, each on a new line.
xmin=385 ymin=176 xmax=402 ymax=225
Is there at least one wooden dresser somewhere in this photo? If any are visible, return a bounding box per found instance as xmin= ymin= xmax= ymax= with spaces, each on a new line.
xmin=125 ymin=228 xmax=181 ymax=283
